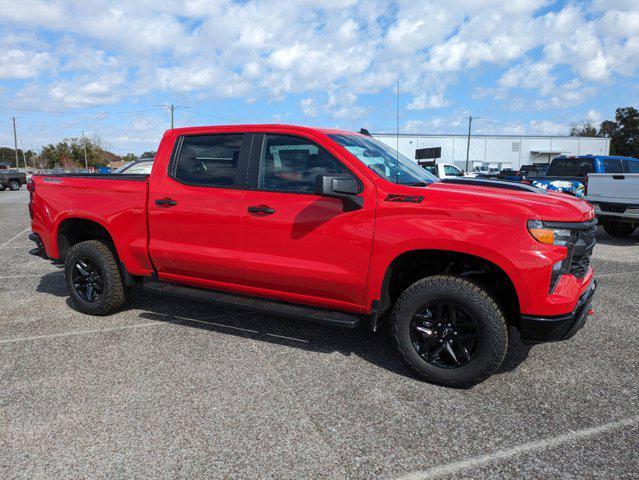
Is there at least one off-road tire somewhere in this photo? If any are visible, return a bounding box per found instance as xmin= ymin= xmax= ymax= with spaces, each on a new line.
xmin=8 ymin=180 xmax=20 ymax=191
xmin=65 ymin=240 xmax=127 ymax=315
xmin=391 ymin=275 xmax=508 ymax=387
xmin=603 ymin=221 xmax=635 ymax=238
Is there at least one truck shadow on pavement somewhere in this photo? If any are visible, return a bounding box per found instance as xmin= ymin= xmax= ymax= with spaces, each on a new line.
xmin=36 ymin=272 xmax=531 ymax=387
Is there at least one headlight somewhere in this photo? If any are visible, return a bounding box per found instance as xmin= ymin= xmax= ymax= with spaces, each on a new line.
xmin=527 ymin=220 xmax=576 ymax=293
xmin=527 ymin=220 xmax=573 ymax=246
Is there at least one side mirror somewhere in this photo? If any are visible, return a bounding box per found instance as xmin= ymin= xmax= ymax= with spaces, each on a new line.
xmin=314 ymin=175 xmax=363 ymax=211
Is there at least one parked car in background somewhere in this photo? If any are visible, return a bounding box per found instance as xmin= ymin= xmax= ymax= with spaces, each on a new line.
xmin=28 ymin=124 xmax=597 ymax=387
xmin=0 ymin=170 xmax=27 ymax=191
xmin=422 ymin=162 xmax=466 ymax=179
xmin=520 ymin=164 xmax=549 ymax=179
xmin=113 ymin=159 xmax=154 ymax=175
xmin=532 ymin=155 xmax=639 ymax=197
xmin=586 ymin=173 xmax=639 ymax=237
xmin=467 ymin=166 xmax=500 ymax=178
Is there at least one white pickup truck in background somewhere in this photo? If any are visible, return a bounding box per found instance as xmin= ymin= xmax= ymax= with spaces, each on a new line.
xmin=586 ymin=173 xmax=639 ymax=237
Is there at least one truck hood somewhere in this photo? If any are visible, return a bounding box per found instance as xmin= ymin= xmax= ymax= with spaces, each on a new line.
xmin=425 ymin=181 xmax=594 ymax=222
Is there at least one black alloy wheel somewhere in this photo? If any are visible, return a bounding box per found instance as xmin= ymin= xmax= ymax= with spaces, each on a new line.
xmin=410 ymin=301 xmax=479 ymax=368
xmin=71 ymin=258 xmax=104 ymax=303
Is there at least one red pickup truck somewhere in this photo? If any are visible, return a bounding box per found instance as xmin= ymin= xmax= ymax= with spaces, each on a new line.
xmin=28 ymin=125 xmax=597 ymax=386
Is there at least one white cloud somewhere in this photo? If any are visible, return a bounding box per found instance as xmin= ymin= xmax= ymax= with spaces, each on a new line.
xmin=529 ymin=120 xmax=568 ymax=135
xmin=0 ymin=49 xmax=53 ymax=79
xmin=407 ymin=92 xmax=450 ymax=110
xmin=300 ymin=98 xmax=318 ymax=117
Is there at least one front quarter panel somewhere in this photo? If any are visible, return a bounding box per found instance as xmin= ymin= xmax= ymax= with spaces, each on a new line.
xmin=365 ymin=183 xmax=557 ymax=315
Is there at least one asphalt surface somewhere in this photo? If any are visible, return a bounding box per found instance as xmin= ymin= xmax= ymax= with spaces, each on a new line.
xmin=1 ymin=188 xmax=638 ymax=479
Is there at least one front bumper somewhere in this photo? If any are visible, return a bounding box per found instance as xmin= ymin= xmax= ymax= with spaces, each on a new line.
xmin=519 ymin=280 xmax=597 ymax=343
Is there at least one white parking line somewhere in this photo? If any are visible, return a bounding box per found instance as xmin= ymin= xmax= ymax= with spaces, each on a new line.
xmin=0 ymin=228 xmax=29 ymax=248
xmin=0 ymin=272 xmax=63 ymax=279
xmin=0 ymin=321 xmax=163 ymax=344
xmin=396 ymin=415 xmax=639 ymax=480
xmin=0 ymin=311 xmax=258 ymax=344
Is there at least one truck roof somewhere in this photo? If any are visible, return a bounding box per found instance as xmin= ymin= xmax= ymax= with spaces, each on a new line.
xmin=554 ymin=154 xmax=639 ymax=161
xmin=168 ymin=124 xmax=362 ymax=136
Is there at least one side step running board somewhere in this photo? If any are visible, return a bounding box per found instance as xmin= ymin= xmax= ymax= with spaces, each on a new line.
xmin=143 ymin=281 xmax=361 ymax=328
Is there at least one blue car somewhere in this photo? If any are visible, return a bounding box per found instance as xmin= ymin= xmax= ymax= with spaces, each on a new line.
xmin=532 ymin=155 xmax=639 ymax=197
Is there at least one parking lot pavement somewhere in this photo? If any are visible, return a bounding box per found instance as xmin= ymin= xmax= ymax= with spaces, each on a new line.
xmin=1 ymin=188 xmax=638 ymax=479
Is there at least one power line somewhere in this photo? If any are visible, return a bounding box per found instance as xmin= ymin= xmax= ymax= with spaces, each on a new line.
xmin=187 ymin=110 xmax=242 ymax=123
xmin=155 ymin=104 xmax=189 ymax=129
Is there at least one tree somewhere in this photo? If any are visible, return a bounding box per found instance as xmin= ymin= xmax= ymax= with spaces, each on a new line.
xmin=122 ymin=153 xmax=137 ymax=163
xmin=598 ymin=120 xmax=616 ymax=139
xmin=140 ymin=151 xmax=156 ymax=159
xmin=39 ymin=137 xmax=120 ymax=169
xmin=599 ymin=107 xmax=639 ymax=157
xmin=570 ymin=120 xmax=598 ymax=137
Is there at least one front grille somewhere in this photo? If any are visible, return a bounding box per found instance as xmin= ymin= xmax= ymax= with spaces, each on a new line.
xmin=569 ymin=225 xmax=597 ymax=278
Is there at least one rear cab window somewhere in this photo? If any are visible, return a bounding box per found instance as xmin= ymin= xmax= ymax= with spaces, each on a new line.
xmin=546 ymin=158 xmax=595 ymax=177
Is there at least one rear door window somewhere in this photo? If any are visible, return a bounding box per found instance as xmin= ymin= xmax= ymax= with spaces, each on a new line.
xmin=174 ymin=134 xmax=244 ymax=187
xmin=602 ymin=158 xmax=623 ymax=173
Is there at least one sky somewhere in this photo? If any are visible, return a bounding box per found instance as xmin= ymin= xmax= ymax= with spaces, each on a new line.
xmin=0 ymin=0 xmax=638 ymax=155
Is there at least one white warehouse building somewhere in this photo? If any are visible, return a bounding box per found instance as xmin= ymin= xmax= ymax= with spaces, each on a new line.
xmin=372 ymin=133 xmax=611 ymax=171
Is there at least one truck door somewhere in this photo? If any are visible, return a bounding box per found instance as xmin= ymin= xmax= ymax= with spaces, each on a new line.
xmin=148 ymin=133 xmax=250 ymax=286
xmin=240 ymin=133 xmax=375 ymax=309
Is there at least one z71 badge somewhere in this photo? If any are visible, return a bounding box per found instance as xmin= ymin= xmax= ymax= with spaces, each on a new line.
xmin=43 ymin=177 xmax=63 ymax=184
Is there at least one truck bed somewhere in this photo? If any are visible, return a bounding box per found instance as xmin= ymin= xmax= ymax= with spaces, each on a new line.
xmin=30 ymin=173 xmax=153 ymax=276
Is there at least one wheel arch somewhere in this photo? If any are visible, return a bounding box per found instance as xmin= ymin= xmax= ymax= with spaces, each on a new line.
xmin=373 ymin=249 xmax=521 ymax=330
xmin=56 ymin=217 xmax=117 ymax=261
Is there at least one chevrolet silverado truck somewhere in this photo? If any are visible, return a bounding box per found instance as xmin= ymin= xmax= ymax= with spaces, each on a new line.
xmin=27 ymin=125 xmax=597 ymax=387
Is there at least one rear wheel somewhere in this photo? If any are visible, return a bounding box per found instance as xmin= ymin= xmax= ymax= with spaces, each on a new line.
xmin=391 ymin=275 xmax=508 ymax=387
xmin=8 ymin=180 xmax=20 ymax=191
xmin=64 ymin=240 xmax=127 ymax=315
xmin=603 ymin=221 xmax=635 ymax=238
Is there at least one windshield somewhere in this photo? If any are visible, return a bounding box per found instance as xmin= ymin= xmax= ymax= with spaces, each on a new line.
xmin=328 ymin=134 xmax=438 ymax=186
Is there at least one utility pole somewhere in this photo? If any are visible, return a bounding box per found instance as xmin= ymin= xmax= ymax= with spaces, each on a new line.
xmin=156 ymin=104 xmax=188 ymax=129
xmin=464 ymin=115 xmax=485 ymax=172
xmin=12 ymin=117 xmax=19 ymax=169
xmin=81 ymin=131 xmax=88 ymax=170
xmin=396 ymin=80 xmax=400 ymax=184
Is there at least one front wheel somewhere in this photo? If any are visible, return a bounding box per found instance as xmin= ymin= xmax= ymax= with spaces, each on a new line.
xmin=391 ymin=275 xmax=508 ymax=387
xmin=8 ymin=180 xmax=20 ymax=191
xmin=64 ymin=240 xmax=128 ymax=315
xmin=603 ymin=221 xmax=635 ymax=238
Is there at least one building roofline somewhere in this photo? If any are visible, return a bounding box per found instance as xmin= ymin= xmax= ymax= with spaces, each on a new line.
xmin=371 ymin=132 xmax=606 ymax=140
